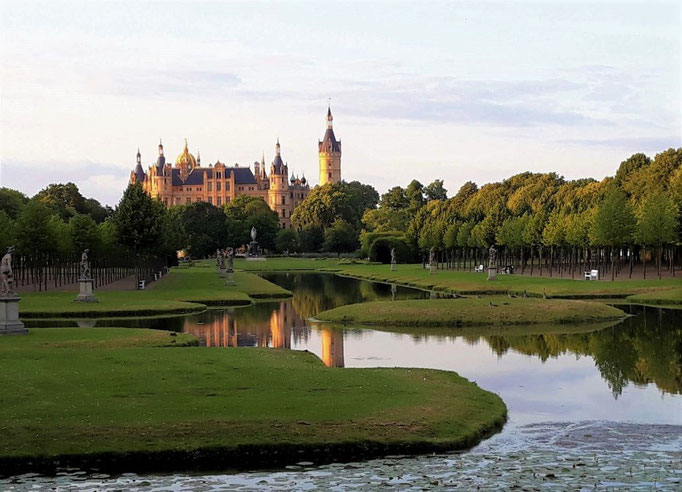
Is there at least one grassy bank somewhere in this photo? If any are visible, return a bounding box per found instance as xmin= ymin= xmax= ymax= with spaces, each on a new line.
xmin=234 ymin=257 xmax=350 ymax=271
xmin=625 ymin=287 xmax=682 ymax=306
xmin=313 ymin=297 xmax=626 ymax=327
xmin=18 ymin=265 xmax=291 ymax=318
xmin=320 ymin=263 xmax=681 ymax=300
xmin=0 ymin=328 xmax=506 ymax=475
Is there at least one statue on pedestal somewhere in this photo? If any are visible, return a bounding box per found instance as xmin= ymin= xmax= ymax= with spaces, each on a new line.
xmin=225 ymin=247 xmax=234 ymax=272
xmin=390 ymin=247 xmax=397 ymax=271
xmin=79 ymin=249 xmax=92 ymax=280
xmin=429 ymin=247 xmax=437 ymax=274
xmin=0 ymin=248 xmax=14 ymax=295
xmin=0 ymin=247 xmax=16 ymax=297
xmin=488 ymin=245 xmax=497 ymax=268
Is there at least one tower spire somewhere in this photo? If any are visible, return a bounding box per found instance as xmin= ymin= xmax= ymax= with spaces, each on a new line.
xmin=276 ymin=138 xmax=281 ymax=155
xmin=327 ymin=99 xmax=333 ymax=129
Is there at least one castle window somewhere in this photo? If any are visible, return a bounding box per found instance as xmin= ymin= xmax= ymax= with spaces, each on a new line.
xmin=216 ymin=172 xmax=222 ymax=179
xmin=217 ymin=197 xmax=222 ymax=206
xmin=175 ymin=197 xmax=181 ymax=205
xmin=329 ymin=172 xmax=332 ymax=178
xmin=208 ymin=183 xmax=212 ymax=191
xmin=226 ymin=183 xmax=230 ymax=190
xmin=217 ymin=182 xmax=221 ymax=191
xmin=239 ymin=187 xmax=243 ymax=191
xmin=282 ymin=209 xmax=286 ymax=217
xmin=226 ymin=197 xmax=230 ymax=203
xmin=208 ymin=197 xmax=212 ymax=205
xmin=282 ymin=196 xmax=286 ymax=205
xmin=186 ymin=198 xmax=191 ymax=204
xmin=188 ymin=187 xmax=192 ymax=191
xmin=290 ymin=192 xmax=293 ymax=198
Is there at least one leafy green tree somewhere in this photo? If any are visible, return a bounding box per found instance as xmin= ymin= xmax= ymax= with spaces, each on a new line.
xmin=424 ymin=179 xmax=447 ymax=201
xmin=323 ymin=219 xmax=359 ymax=253
xmin=380 ymin=186 xmax=409 ymax=210
xmin=275 ymin=229 xmax=299 ymax=253
xmin=361 ymin=207 xmax=410 ymax=232
xmin=0 ymin=211 xmax=15 ymax=253
xmin=112 ymin=183 xmax=167 ymax=257
xmin=14 ymin=200 xmax=58 ymax=259
xmin=176 ymin=201 xmax=227 ymax=258
xmin=0 ymin=188 xmax=29 ymax=219
xmin=405 ymin=179 xmax=425 ymax=213
xmin=299 ymin=226 xmax=324 ymax=252
xmin=69 ymin=214 xmax=99 ymax=255
xmin=35 ymin=182 xmax=87 ymax=220
xmin=635 ymin=192 xmax=678 ymax=278
xmin=590 ymin=187 xmax=635 ymax=280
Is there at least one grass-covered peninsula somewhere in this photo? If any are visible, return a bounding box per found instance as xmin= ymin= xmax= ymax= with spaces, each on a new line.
xmin=313 ymin=297 xmax=626 ymax=327
xmin=18 ymin=264 xmax=291 ymax=318
xmin=0 ymin=327 xmax=506 ymax=475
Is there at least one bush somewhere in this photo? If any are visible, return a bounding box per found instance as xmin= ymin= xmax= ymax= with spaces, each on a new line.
xmin=360 ymin=230 xmax=405 ymax=257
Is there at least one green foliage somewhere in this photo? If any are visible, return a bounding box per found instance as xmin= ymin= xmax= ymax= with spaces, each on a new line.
xmin=175 ymin=202 xmax=227 ymax=258
xmin=112 ymin=183 xmax=167 ymax=256
xmin=589 ymin=187 xmax=635 ymax=247
xmin=69 ymin=214 xmax=99 ymax=254
xmin=223 ymin=195 xmax=280 ymax=250
xmin=368 ymin=236 xmax=415 ymax=263
xmin=298 ymin=226 xmax=324 ymax=253
xmin=275 ymin=229 xmax=299 ymax=253
xmin=14 ymin=200 xmax=58 ymax=258
xmin=0 ymin=187 xmax=28 ymax=219
xmin=0 ymin=211 xmax=15 ymax=253
xmin=635 ymin=192 xmax=678 ymax=246
xmin=361 ymin=207 xmax=410 ymax=233
xmin=424 ymin=179 xmax=447 ymax=201
xmin=542 ymin=211 xmax=566 ymax=247
xmin=496 ymin=215 xmax=527 ymax=250
xmin=359 ymin=230 xmax=404 ymax=257
xmin=323 ymin=219 xmax=359 ymax=253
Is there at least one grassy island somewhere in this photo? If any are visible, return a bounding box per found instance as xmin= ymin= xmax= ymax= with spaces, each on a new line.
xmin=0 ymin=328 xmax=506 ymax=475
xmin=18 ymin=265 xmax=291 ymax=318
xmin=313 ymin=297 xmax=626 ymax=327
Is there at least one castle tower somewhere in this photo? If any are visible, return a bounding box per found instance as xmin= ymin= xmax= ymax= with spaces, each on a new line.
xmin=318 ymin=103 xmax=341 ymax=186
xmin=269 ymin=139 xmax=290 ymax=228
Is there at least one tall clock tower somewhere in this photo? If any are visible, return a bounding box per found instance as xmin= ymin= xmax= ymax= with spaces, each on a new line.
xmin=318 ymin=104 xmax=341 ymax=186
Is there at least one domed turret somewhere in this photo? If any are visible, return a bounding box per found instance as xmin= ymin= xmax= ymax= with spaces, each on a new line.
xmin=134 ymin=148 xmax=145 ymax=182
xmin=175 ymin=139 xmax=197 ymax=169
xmin=271 ymin=138 xmax=285 ymax=175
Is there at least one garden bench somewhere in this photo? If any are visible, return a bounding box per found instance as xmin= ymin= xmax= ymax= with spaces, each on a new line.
xmin=584 ymin=270 xmax=599 ymax=280
xmin=474 ymin=264 xmax=484 ymax=273
xmin=138 ymin=279 xmax=146 ymax=290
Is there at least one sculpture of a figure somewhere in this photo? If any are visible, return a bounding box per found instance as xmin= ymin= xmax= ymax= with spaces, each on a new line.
xmin=429 ymin=247 xmax=436 ymax=264
xmin=218 ymin=249 xmax=225 ymax=269
xmin=79 ymin=249 xmax=92 ymax=279
xmin=0 ymin=246 xmax=16 ymax=296
xmin=250 ymin=227 xmax=257 ymax=242
xmin=225 ymin=247 xmax=234 ymax=271
xmin=488 ymin=244 xmax=497 ymax=267
xmin=216 ymin=249 xmax=221 ymax=267
xmin=390 ymin=247 xmax=397 ymax=264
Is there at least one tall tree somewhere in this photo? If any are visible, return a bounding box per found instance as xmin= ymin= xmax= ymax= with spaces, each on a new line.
xmin=590 ymin=187 xmax=636 ymax=280
xmin=635 ymin=192 xmax=678 ymax=279
xmin=112 ymin=183 xmax=167 ymax=257
xmin=424 ymin=179 xmax=448 ymax=201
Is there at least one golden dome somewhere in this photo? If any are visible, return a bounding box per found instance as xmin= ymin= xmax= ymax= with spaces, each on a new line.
xmin=175 ymin=138 xmax=197 ymax=169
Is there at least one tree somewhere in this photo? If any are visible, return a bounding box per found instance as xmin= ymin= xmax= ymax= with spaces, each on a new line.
xmin=69 ymin=214 xmax=100 ymax=255
xmin=590 ymin=187 xmax=635 ymax=280
xmin=0 ymin=188 xmax=28 ymax=219
xmin=35 ymin=182 xmax=87 ymax=220
xmin=177 ymin=201 xmax=227 ymax=258
xmin=275 ymin=229 xmax=299 ymax=253
xmin=424 ymin=179 xmax=447 ymax=201
xmin=0 ymin=211 xmax=15 ymax=253
xmin=405 ymin=179 xmax=425 ymax=213
xmin=635 ymin=192 xmax=678 ymax=278
xmin=299 ymin=226 xmax=324 ymax=252
xmin=323 ymin=219 xmax=359 ymax=253
xmin=14 ymin=200 xmax=58 ymax=259
xmin=243 ymin=199 xmax=280 ymax=251
xmin=380 ymin=186 xmax=409 ymax=210
xmin=112 ymin=183 xmax=167 ymax=256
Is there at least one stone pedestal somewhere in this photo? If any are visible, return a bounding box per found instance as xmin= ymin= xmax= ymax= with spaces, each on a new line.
xmin=75 ymin=278 xmax=98 ymax=303
xmin=246 ymin=257 xmax=266 ymax=262
xmin=0 ymin=296 xmax=27 ymax=335
xmin=390 ymin=262 xmax=396 ymax=271
xmin=487 ymin=266 xmax=497 ymax=281
xmin=218 ymin=267 xmax=227 ymax=277
xmin=429 ymin=261 xmax=437 ymax=275
xmin=225 ymin=270 xmax=236 ymax=286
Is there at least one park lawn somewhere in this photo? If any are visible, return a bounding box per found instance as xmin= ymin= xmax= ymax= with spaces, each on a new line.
xmin=320 ymin=263 xmax=682 ymax=299
xmin=626 ymin=287 xmax=682 ymax=305
xmin=18 ymin=265 xmax=291 ymax=318
xmin=0 ymin=328 xmax=506 ymax=472
xmin=313 ymin=297 xmax=626 ymax=327
xmin=233 ymin=256 xmax=353 ymax=271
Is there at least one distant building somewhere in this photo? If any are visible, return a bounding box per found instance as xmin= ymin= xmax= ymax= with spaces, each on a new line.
xmin=130 ymin=106 xmax=343 ymax=228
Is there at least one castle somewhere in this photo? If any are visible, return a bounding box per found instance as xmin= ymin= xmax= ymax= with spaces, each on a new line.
xmin=130 ymin=106 xmax=342 ymax=229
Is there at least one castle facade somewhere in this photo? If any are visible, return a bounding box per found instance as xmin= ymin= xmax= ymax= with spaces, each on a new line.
xmin=130 ymin=106 xmax=342 ymax=229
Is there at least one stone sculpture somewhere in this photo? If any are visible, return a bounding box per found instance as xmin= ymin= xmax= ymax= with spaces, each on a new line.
xmin=487 ymin=244 xmax=498 ymax=281
xmin=75 ymin=249 xmax=98 ymax=302
xmin=225 ymin=247 xmax=236 ymax=286
xmin=0 ymin=246 xmax=16 ymax=297
xmin=390 ymin=247 xmax=397 ymax=271
xmin=79 ymin=249 xmax=92 ymax=280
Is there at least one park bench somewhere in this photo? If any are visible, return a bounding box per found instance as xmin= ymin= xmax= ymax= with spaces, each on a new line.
xmin=138 ymin=279 xmax=146 ymax=290
xmin=584 ymin=270 xmax=599 ymax=280
xmin=502 ymin=265 xmax=514 ymax=274
xmin=474 ymin=264 xmax=484 ymax=273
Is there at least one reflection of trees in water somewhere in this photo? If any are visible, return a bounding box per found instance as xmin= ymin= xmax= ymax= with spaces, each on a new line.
xmin=265 ymin=273 xmax=428 ymax=319
xmin=485 ymin=307 xmax=681 ymax=397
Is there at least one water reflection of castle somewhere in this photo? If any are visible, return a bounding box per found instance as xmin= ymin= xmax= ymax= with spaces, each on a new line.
xmin=183 ymin=300 xmax=344 ymax=367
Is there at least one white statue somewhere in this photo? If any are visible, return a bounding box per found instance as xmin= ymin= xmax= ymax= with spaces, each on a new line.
xmin=0 ymin=246 xmax=16 ymax=296
xmin=250 ymin=226 xmax=257 ymax=242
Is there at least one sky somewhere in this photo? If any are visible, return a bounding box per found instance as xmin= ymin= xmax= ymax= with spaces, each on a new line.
xmin=1 ymin=0 xmax=680 ymax=207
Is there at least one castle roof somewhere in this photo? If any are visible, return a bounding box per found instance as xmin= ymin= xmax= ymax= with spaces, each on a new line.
xmin=319 ymin=128 xmax=341 ymax=153
xmin=170 ymin=166 xmax=258 ymax=186
xmin=134 ymin=163 xmax=146 ymax=182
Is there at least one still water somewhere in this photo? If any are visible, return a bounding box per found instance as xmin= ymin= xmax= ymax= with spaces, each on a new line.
xmin=11 ymin=273 xmax=682 ymax=490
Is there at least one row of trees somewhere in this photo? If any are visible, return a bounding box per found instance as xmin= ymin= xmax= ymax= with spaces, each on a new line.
xmin=376 ymin=149 xmax=680 ymax=280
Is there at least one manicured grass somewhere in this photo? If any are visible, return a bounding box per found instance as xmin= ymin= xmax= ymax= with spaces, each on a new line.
xmin=18 ymin=265 xmax=291 ymax=318
xmin=313 ymin=297 xmax=626 ymax=327
xmin=0 ymin=328 xmax=506 ymax=473
xmin=320 ymin=263 xmax=682 ymax=299
xmin=626 ymin=287 xmax=682 ymax=305
xmin=234 ymin=257 xmax=353 ymax=271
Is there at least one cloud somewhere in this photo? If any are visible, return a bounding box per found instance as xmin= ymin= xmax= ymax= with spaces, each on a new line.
xmin=557 ymin=136 xmax=682 ymax=152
